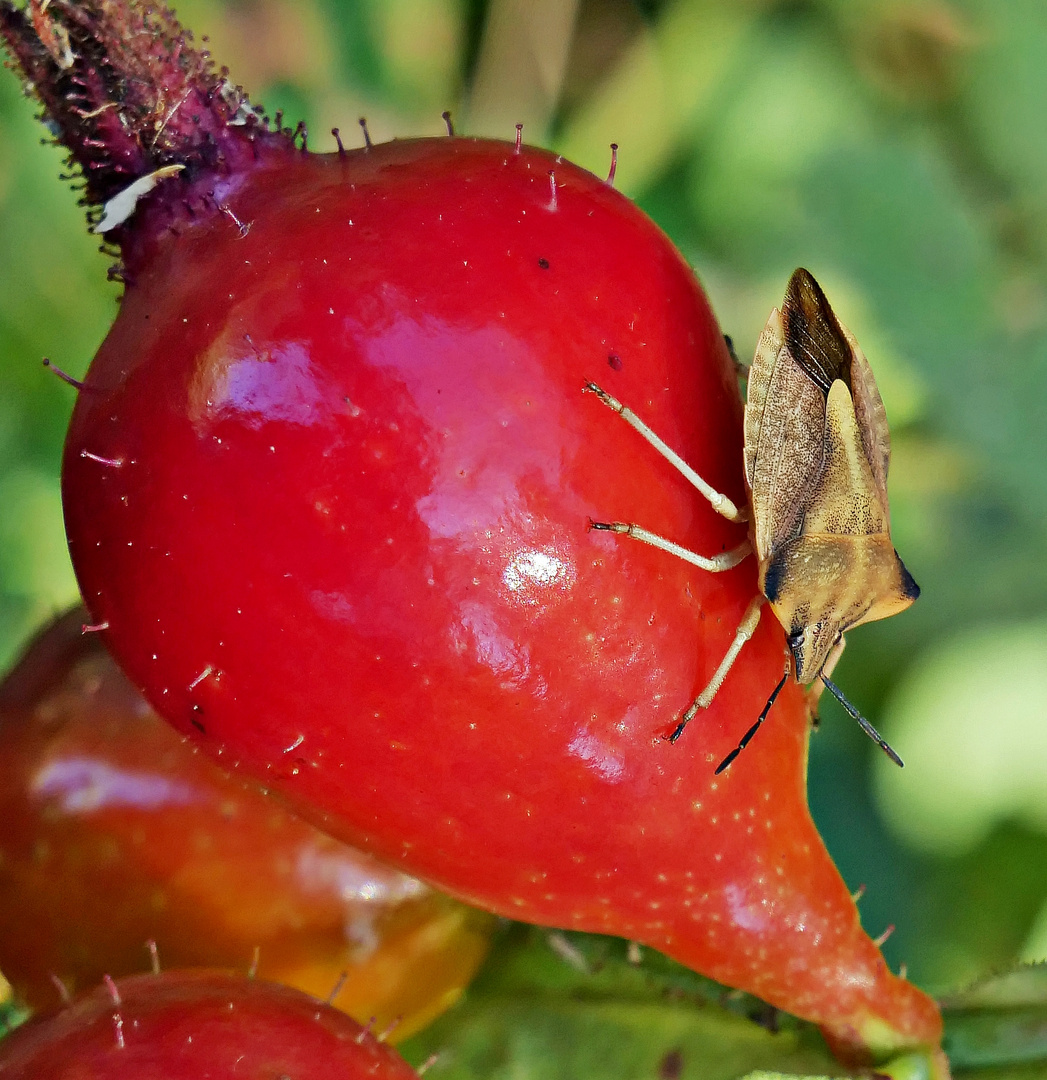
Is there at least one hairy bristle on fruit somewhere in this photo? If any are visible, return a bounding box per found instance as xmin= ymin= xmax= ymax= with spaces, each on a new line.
xmin=0 ymin=0 xmax=291 ymax=228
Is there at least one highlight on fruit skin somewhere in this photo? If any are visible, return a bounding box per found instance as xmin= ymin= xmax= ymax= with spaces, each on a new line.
xmin=0 ymin=969 xmax=422 ymax=1079
xmin=0 ymin=608 xmax=495 ymax=1039
xmin=0 ymin=1 xmax=948 ymax=1074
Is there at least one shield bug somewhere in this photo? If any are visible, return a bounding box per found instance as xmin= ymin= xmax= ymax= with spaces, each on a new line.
xmin=588 ymin=268 xmax=919 ymax=771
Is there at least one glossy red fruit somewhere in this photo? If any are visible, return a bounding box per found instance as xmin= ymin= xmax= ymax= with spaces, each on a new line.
xmin=0 ymin=969 xmax=420 ymax=1079
xmin=56 ymin=135 xmax=939 ymax=1065
xmin=0 ymin=3 xmax=943 ymax=1068
xmin=0 ymin=608 xmax=493 ymax=1036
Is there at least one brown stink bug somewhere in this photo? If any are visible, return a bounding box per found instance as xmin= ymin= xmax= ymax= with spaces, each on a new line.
xmin=588 ymin=268 xmax=919 ymax=772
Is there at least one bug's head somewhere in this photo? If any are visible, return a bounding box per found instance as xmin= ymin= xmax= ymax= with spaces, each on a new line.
xmin=785 ymin=622 xmax=841 ymax=684
xmin=764 ymin=535 xmax=920 ymax=685
xmin=763 ymin=544 xmax=846 ymax=684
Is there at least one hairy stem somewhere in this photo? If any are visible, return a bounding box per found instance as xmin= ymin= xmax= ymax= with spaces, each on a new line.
xmin=0 ymin=0 xmax=290 ymax=232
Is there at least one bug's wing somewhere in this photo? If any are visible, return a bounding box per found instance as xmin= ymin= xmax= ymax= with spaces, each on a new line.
xmin=744 ymin=306 xmax=827 ymax=564
xmin=742 ymin=310 xmax=778 ymax=492
xmin=781 ymin=268 xmax=854 ymax=393
xmin=840 ymin=325 xmax=891 ymax=513
xmin=784 ymin=267 xmax=892 ymax=511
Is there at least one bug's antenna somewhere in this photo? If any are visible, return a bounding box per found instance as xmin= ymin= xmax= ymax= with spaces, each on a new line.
xmin=820 ymin=675 xmax=903 ymax=767
xmin=715 ymin=668 xmax=788 ymax=774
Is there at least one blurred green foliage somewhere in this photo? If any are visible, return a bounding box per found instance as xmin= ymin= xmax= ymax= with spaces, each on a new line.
xmin=3 ymin=0 xmax=1047 ymax=1048
xmin=406 ymin=929 xmax=1047 ymax=1078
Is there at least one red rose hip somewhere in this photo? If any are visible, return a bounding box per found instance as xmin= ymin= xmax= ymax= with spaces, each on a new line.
xmin=0 ymin=2 xmax=946 ymax=1071
xmin=0 ymin=608 xmax=493 ymax=1035
xmin=60 ymin=138 xmax=940 ymax=1065
xmin=0 ymin=970 xmax=420 ymax=1079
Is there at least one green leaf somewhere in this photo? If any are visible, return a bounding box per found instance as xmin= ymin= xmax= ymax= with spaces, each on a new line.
xmin=399 ymin=926 xmax=849 ymax=1080
xmin=943 ymin=964 xmax=1047 ymax=1072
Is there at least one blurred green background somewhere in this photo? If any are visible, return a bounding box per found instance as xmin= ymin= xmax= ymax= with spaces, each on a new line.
xmin=1 ymin=0 xmax=1046 ymax=1005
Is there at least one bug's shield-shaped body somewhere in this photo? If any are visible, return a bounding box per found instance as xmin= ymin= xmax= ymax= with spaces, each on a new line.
xmin=744 ymin=268 xmax=919 ymax=684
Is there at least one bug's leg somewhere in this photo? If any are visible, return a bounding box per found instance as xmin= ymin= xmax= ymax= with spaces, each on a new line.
xmin=588 ymin=520 xmax=751 ymax=573
xmin=806 ymin=635 xmax=846 ymax=723
xmin=669 ymin=594 xmax=766 ymax=743
xmin=584 ymin=382 xmax=748 ymax=524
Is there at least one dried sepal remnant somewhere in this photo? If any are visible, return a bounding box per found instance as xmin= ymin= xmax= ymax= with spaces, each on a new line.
xmin=0 ymin=0 xmax=288 ymax=224
xmin=92 ymin=163 xmax=185 ymax=233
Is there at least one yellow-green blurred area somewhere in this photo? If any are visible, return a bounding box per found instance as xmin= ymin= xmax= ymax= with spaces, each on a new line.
xmin=1 ymin=0 xmax=1046 ymax=1001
